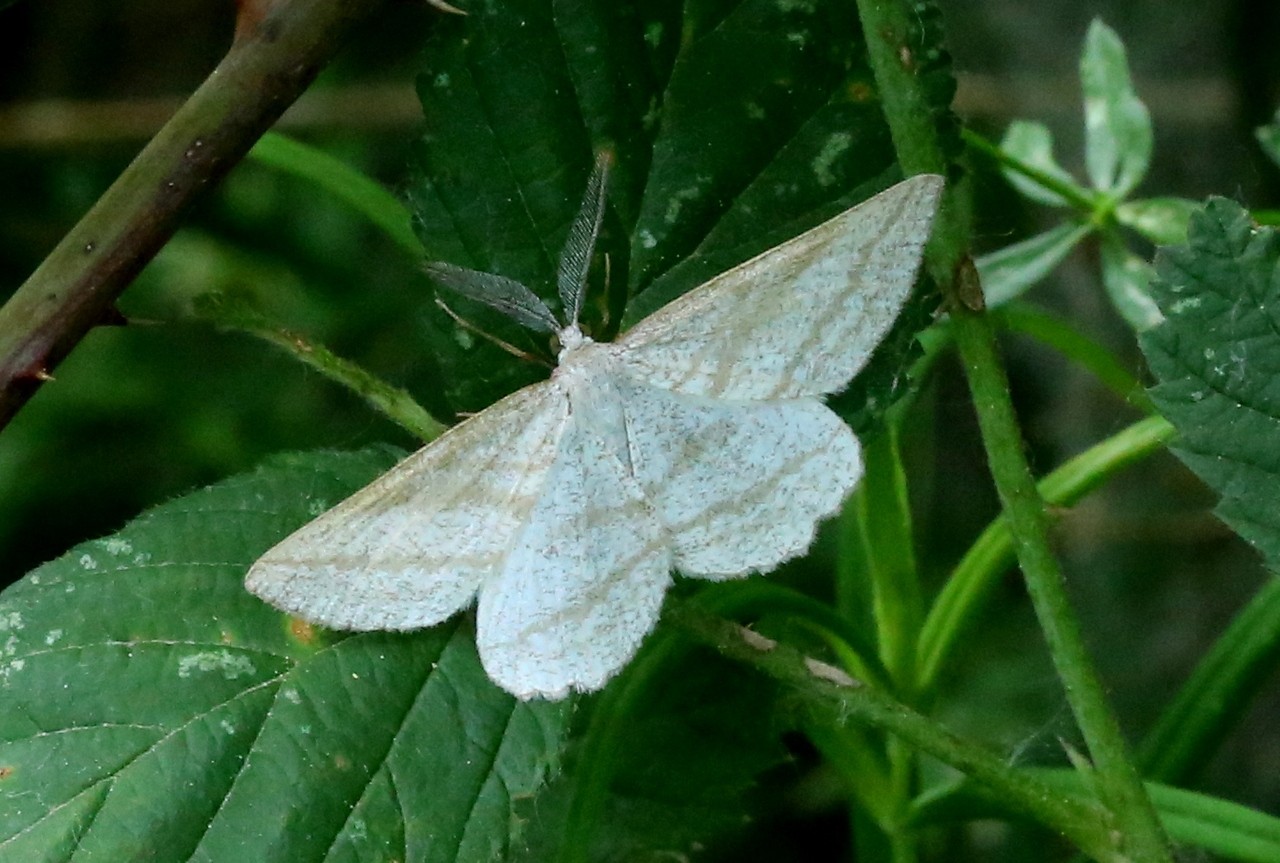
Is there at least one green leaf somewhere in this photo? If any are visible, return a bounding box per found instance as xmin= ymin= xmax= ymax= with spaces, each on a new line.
xmin=998 ymin=120 xmax=1080 ymax=207
xmin=1116 ymin=197 xmax=1199 ymax=245
xmin=1256 ymin=112 xmax=1280 ymax=168
xmin=1139 ymin=578 xmax=1280 ymax=785
xmin=410 ymin=0 xmax=945 ymax=417
xmin=913 ymin=770 xmax=1280 ymax=863
xmin=994 ymin=303 xmax=1153 ymax=409
xmin=1080 ymin=19 xmax=1153 ymax=196
xmin=248 ymin=133 xmax=423 ymax=258
xmin=624 ymin=0 xmax=892 ymax=304
xmin=515 ymin=648 xmax=789 ymax=863
xmin=0 ymin=450 xmax=569 ymax=861
xmin=976 ymin=221 xmax=1092 ymax=306
xmin=1100 ymin=235 xmax=1162 ymax=330
xmin=1140 ymin=197 xmax=1280 ymax=563
xmin=847 ymin=428 xmax=921 ymax=686
xmin=191 ymin=292 xmax=446 ymax=443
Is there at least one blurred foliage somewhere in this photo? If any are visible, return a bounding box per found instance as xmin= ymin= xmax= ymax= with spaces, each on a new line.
xmin=0 ymin=1 xmax=443 ymax=579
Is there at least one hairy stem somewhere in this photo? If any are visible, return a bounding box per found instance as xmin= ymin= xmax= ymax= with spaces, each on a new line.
xmin=668 ymin=603 xmax=1124 ymax=862
xmin=854 ymin=1 xmax=1173 ymax=860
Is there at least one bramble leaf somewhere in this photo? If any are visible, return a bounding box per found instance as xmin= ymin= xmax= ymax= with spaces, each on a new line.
xmin=1140 ymin=198 xmax=1280 ymax=563
xmin=0 ymin=450 xmax=569 ymax=862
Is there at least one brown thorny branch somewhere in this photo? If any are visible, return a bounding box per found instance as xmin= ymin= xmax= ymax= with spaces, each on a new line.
xmin=0 ymin=0 xmax=398 ymax=430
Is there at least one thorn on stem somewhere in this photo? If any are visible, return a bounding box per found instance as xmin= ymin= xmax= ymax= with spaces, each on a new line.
xmin=425 ymin=0 xmax=468 ymax=15
xmin=98 ymin=305 xmax=129 ymax=327
xmin=18 ymin=362 xmax=56 ymax=383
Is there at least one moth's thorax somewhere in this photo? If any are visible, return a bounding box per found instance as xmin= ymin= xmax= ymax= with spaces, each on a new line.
xmin=553 ymin=325 xmax=629 ymax=448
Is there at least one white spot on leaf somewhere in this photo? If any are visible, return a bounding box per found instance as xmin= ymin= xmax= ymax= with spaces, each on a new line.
xmin=178 ymin=650 xmax=256 ymax=680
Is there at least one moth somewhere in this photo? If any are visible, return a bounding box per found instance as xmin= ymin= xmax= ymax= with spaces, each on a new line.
xmin=247 ymin=166 xmax=943 ymax=700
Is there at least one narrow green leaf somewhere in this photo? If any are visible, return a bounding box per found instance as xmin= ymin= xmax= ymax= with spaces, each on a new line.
xmin=191 ymin=292 xmax=446 ymax=442
xmin=998 ymin=121 xmax=1080 ymax=207
xmin=1080 ymin=19 xmax=1153 ymax=196
xmin=850 ymin=428 xmax=922 ymax=688
xmin=977 ymin=222 xmax=1092 ymax=306
xmin=913 ymin=770 xmax=1280 ymax=863
xmin=248 ymin=133 xmax=422 ymax=258
xmin=1140 ymin=197 xmax=1280 ymax=563
xmin=917 ymin=416 xmax=1175 ymax=693
xmin=1116 ymin=197 xmax=1199 ymax=245
xmin=994 ymin=302 xmax=1154 ymax=409
xmin=0 ymin=451 xmax=569 ymax=862
xmin=1100 ymin=235 xmax=1163 ymax=330
xmin=1139 ymin=578 xmax=1280 ymax=785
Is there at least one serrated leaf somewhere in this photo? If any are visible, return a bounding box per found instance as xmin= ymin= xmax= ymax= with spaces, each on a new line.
xmin=1140 ymin=198 xmax=1280 ymax=564
xmin=977 ymin=222 xmax=1092 ymax=306
xmin=0 ymin=449 xmax=570 ymax=862
xmin=410 ymin=0 xmax=953 ymax=422
xmin=1080 ymin=19 xmax=1152 ymax=196
xmin=1100 ymin=235 xmax=1162 ymax=330
xmin=1116 ymin=197 xmax=1198 ymax=245
xmin=512 ymin=649 xmax=790 ymax=862
xmin=998 ymin=120 xmax=1080 ymax=207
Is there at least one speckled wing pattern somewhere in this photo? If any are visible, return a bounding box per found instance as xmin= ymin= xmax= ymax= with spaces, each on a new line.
xmin=613 ymin=376 xmax=862 ymax=579
xmin=617 ymin=174 xmax=943 ymax=400
xmin=246 ymin=174 xmax=942 ymax=700
xmin=477 ymin=413 xmax=671 ymax=699
xmin=246 ymin=384 xmax=569 ymax=631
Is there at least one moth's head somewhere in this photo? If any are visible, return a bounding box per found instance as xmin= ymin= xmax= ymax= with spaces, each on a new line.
xmin=555 ymin=324 xmax=593 ymax=362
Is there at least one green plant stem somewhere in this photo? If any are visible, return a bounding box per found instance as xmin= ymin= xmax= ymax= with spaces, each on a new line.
xmin=193 ymin=294 xmax=444 ymax=442
xmin=560 ymin=581 xmax=895 ymax=863
xmin=952 ymin=313 xmax=1176 ymax=861
xmin=962 ymin=128 xmax=1100 ymax=214
xmin=0 ymin=0 xmax=388 ymax=432
xmin=666 ymin=602 xmax=1124 ymax=862
xmin=855 ymin=2 xmax=1172 ymax=860
xmin=917 ymin=415 xmax=1176 ymax=692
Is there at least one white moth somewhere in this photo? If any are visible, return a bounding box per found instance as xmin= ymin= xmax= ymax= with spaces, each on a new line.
xmin=247 ymin=171 xmax=943 ymax=700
